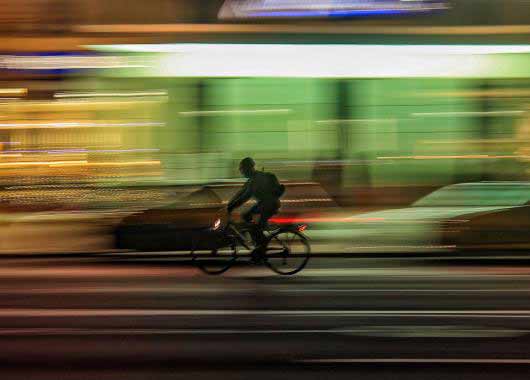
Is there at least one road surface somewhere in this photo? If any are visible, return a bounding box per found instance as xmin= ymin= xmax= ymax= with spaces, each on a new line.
xmin=0 ymin=253 xmax=529 ymax=379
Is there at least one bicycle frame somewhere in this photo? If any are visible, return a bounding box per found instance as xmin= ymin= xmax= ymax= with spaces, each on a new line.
xmin=225 ymin=222 xmax=255 ymax=251
xmin=225 ymin=220 xmax=309 ymax=252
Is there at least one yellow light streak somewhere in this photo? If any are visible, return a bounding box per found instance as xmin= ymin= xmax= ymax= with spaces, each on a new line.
xmin=0 ymin=121 xmax=164 ymax=130
xmin=0 ymin=160 xmax=88 ymax=168
xmin=0 ymin=160 xmax=160 ymax=169
xmin=77 ymin=24 xmax=530 ymax=36
xmin=55 ymin=91 xmax=168 ymax=98
xmin=50 ymin=160 xmax=161 ymax=168
xmin=0 ymin=99 xmax=165 ymax=113
xmin=0 ymin=88 xmax=27 ymax=96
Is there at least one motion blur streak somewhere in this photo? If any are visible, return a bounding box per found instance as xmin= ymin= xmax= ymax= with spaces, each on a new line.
xmin=0 ymin=255 xmax=530 ymax=379
xmin=0 ymin=0 xmax=530 ymax=379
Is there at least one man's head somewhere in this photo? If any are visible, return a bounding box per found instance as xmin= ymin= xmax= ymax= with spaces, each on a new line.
xmin=239 ymin=157 xmax=256 ymax=178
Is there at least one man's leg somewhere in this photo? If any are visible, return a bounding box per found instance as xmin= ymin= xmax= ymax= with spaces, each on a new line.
xmin=242 ymin=203 xmax=259 ymax=224
xmin=241 ymin=203 xmax=263 ymax=256
xmin=254 ymin=201 xmax=280 ymax=256
xmin=257 ymin=200 xmax=280 ymax=230
xmin=245 ymin=201 xmax=279 ymax=263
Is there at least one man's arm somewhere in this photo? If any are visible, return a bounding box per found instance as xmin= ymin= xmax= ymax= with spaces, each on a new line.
xmin=227 ymin=180 xmax=253 ymax=212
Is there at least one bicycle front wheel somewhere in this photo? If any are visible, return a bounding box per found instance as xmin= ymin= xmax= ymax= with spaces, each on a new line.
xmin=191 ymin=236 xmax=238 ymax=275
xmin=264 ymin=230 xmax=310 ymax=275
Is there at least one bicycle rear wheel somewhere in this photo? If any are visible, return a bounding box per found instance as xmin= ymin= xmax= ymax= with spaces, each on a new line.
xmin=264 ymin=229 xmax=310 ymax=275
xmin=191 ymin=236 xmax=238 ymax=275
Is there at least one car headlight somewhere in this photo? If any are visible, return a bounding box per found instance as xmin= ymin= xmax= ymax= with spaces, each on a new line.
xmin=212 ymin=218 xmax=222 ymax=231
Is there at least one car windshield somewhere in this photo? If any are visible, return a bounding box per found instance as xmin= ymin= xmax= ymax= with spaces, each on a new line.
xmin=413 ymin=184 xmax=530 ymax=207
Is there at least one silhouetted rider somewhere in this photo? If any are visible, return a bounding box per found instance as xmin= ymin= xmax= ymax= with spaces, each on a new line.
xmin=227 ymin=157 xmax=285 ymax=250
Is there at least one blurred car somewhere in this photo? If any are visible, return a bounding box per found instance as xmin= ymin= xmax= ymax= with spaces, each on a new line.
xmin=309 ymin=182 xmax=530 ymax=253
xmin=114 ymin=182 xmax=336 ymax=252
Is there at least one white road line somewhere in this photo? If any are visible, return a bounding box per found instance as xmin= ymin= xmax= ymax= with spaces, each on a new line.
xmin=0 ymin=328 xmax=340 ymax=335
xmin=296 ymin=270 xmax=530 ymax=278
xmin=2 ymin=267 xmax=530 ymax=280
xmin=0 ymin=327 xmax=522 ymax=338
xmin=280 ymin=289 xmax=530 ymax=294
xmin=0 ymin=287 xmax=253 ymax=295
xmin=0 ymin=268 xmax=197 ymax=278
xmin=2 ymin=308 xmax=530 ymax=318
xmin=3 ymin=287 xmax=530 ymax=295
xmin=297 ymin=358 xmax=530 ymax=364
xmin=0 ymin=286 xmax=530 ymax=296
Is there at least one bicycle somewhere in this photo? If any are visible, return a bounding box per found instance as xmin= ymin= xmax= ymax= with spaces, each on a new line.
xmin=191 ymin=213 xmax=311 ymax=276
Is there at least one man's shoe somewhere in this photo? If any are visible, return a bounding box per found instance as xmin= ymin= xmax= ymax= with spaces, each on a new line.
xmin=250 ymin=250 xmax=264 ymax=265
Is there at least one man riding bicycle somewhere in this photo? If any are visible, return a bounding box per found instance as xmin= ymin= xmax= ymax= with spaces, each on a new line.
xmin=227 ymin=157 xmax=285 ymax=262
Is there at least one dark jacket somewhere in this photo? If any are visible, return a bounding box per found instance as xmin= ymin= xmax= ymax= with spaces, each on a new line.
xmin=227 ymin=171 xmax=284 ymax=212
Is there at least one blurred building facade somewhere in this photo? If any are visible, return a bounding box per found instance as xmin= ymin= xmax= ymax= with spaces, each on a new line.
xmin=0 ymin=0 xmax=529 ymax=209
xmin=0 ymin=0 xmax=529 ymax=30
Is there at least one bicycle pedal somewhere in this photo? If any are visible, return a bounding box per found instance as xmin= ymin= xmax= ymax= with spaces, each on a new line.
xmin=250 ymin=254 xmax=264 ymax=265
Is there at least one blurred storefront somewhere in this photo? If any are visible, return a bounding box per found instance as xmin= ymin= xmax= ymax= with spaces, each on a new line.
xmin=85 ymin=43 xmax=530 ymax=206
xmin=0 ymin=0 xmax=529 ymax=209
xmin=0 ymin=50 xmax=170 ymax=211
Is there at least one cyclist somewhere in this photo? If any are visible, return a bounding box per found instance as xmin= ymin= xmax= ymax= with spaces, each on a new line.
xmin=227 ymin=157 xmax=285 ymax=262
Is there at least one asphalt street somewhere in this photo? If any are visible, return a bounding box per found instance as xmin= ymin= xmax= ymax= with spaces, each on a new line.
xmin=0 ymin=253 xmax=529 ymax=379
